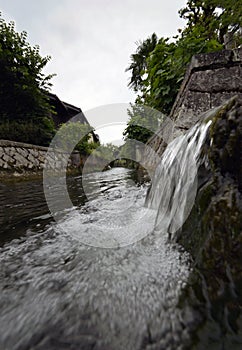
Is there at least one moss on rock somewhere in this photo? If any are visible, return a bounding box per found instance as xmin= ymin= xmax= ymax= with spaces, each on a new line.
xmin=176 ymin=96 xmax=242 ymax=346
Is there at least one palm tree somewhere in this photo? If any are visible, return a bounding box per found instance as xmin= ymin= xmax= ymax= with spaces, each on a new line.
xmin=126 ymin=33 xmax=158 ymax=92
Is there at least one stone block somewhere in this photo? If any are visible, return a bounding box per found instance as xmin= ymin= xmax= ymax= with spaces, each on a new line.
xmin=13 ymin=153 xmax=29 ymax=168
xmin=15 ymin=147 xmax=23 ymax=156
xmin=38 ymin=151 xmax=46 ymax=163
xmin=39 ymin=158 xmax=46 ymax=166
xmin=27 ymin=153 xmax=36 ymax=163
xmin=16 ymin=147 xmax=29 ymax=158
xmin=28 ymin=163 xmax=34 ymax=169
xmin=174 ymin=91 xmax=211 ymax=126
xmin=39 ymin=162 xmax=45 ymax=169
xmin=184 ymin=90 xmax=210 ymax=111
xmin=4 ymin=147 xmax=13 ymax=156
xmin=188 ymin=66 xmax=241 ymax=93
xmin=210 ymin=92 xmax=242 ymax=108
xmin=2 ymin=153 xmax=15 ymax=164
xmin=232 ymin=48 xmax=242 ymax=62
xmin=0 ymin=158 xmax=5 ymax=168
xmin=191 ymin=50 xmax=233 ymax=69
xmin=28 ymin=154 xmax=40 ymax=168
xmin=9 ymin=147 xmax=17 ymax=157
xmin=29 ymin=148 xmax=39 ymax=157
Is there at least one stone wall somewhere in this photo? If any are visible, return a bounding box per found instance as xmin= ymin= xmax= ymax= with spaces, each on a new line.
xmin=170 ymin=48 xmax=241 ymax=130
xmin=144 ymin=48 xmax=242 ymax=171
xmin=0 ymin=140 xmax=79 ymax=178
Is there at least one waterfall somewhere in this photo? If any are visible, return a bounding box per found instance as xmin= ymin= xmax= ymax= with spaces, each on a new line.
xmin=146 ymin=119 xmax=212 ymax=239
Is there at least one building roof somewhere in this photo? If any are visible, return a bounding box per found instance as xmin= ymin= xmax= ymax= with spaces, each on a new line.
xmin=47 ymin=92 xmax=99 ymax=143
xmin=48 ymin=92 xmax=89 ymax=126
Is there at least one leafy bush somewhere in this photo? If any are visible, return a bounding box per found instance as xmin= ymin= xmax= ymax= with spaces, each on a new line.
xmin=0 ymin=118 xmax=56 ymax=146
xmin=123 ymin=103 xmax=162 ymax=144
xmin=55 ymin=122 xmax=99 ymax=155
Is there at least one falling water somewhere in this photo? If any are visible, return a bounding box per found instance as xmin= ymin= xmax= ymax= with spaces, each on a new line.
xmin=146 ymin=120 xmax=212 ymax=238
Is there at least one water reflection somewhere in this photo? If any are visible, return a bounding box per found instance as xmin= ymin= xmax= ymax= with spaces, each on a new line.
xmin=0 ymin=168 xmax=192 ymax=350
xmin=0 ymin=168 xmax=144 ymax=245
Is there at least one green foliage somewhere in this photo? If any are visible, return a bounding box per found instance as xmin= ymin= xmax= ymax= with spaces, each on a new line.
xmin=56 ymin=122 xmax=99 ymax=156
xmin=0 ymin=118 xmax=56 ymax=146
xmin=179 ymin=0 xmax=242 ymax=43
xmin=119 ymin=140 xmax=136 ymax=161
xmin=125 ymin=0 xmax=241 ymax=128
xmin=145 ymin=30 xmax=223 ymax=114
xmin=0 ymin=13 xmax=56 ymax=145
xmin=121 ymin=104 xmax=162 ymax=164
xmin=101 ymin=143 xmax=120 ymax=158
xmin=125 ymin=33 xmax=158 ymax=93
xmin=123 ymin=103 xmax=161 ymax=143
xmin=93 ymin=143 xmax=120 ymax=163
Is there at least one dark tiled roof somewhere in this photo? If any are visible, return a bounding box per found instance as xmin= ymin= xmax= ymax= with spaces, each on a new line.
xmin=47 ymin=92 xmax=89 ymax=126
xmin=47 ymin=92 xmax=99 ymax=142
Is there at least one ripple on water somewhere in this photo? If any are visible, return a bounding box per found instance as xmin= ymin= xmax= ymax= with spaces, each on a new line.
xmin=0 ymin=168 xmax=193 ymax=350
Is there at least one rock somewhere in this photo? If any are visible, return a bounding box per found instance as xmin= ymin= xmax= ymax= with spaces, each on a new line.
xmin=27 ymin=153 xmax=35 ymax=163
xmin=170 ymin=49 xmax=242 ymax=128
xmin=176 ymin=96 xmax=242 ymax=338
xmin=0 ymin=158 xmax=5 ymax=168
xmin=188 ymin=66 xmax=241 ymax=92
xmin=29 ymin=148 xmax=39 ymax=157
xmin=13 ymin=153 xmax=29 ymax=168
xmin=144 ymin=48 xmax=242 ymax=174
xmin=2 ymin=153 xmax=15 ymax=164
xmin=16 ymin=147 xmax=29 ymax=158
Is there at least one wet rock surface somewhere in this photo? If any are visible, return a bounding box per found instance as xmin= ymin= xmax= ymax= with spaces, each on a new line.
xmin=176 ymin=96 xmax=242 ymax=348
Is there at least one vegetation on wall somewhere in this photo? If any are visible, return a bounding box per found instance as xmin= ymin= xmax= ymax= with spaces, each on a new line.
xmin=0 ymin=12 xmax=56 ymax=146
xmin=124 ymin=0 xmax=241 ymax=142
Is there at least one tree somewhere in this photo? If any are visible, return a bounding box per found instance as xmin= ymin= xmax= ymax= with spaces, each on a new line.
xmin=0 ymin=13 xmax=55 ymax=145
xmin=125 ymin=33 xmax=158 ymax=93
xmin=125 ymin=0 xmax=241 ymax=127
xmin=92 ymin=143 xmax=120 ymax=164
xmin=179 ymin=0 xmax=242 ymax=44
xmin=144 ymin=30 xmax=222 ymax=114
xmin=123 ymin=103 xmax=161 ymax=143
xmin=55 ymin=122 xmax=99 ymax=156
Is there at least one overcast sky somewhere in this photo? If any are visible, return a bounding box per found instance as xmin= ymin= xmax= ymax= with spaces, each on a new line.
xmin=0 ymin=0 xmax=186 ymax=143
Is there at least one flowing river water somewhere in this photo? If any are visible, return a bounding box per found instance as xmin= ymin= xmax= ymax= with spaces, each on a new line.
xmin=0 ymin=168 xmax=193 ymax=350
xmin=0 ymin=121 xmax=240 ymax=349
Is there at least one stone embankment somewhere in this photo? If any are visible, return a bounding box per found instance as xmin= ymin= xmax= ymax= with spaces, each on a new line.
xmin=0 ymin=140 xmax=79 ymax=179
xmin=144 ymin=48 xmax=242 ymax=170
xmin=171 ymin=48 xmax=241 ymax=128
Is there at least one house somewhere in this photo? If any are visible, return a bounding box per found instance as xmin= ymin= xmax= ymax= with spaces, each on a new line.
xmin=48 ymin=92 xmax=99 ymax=143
